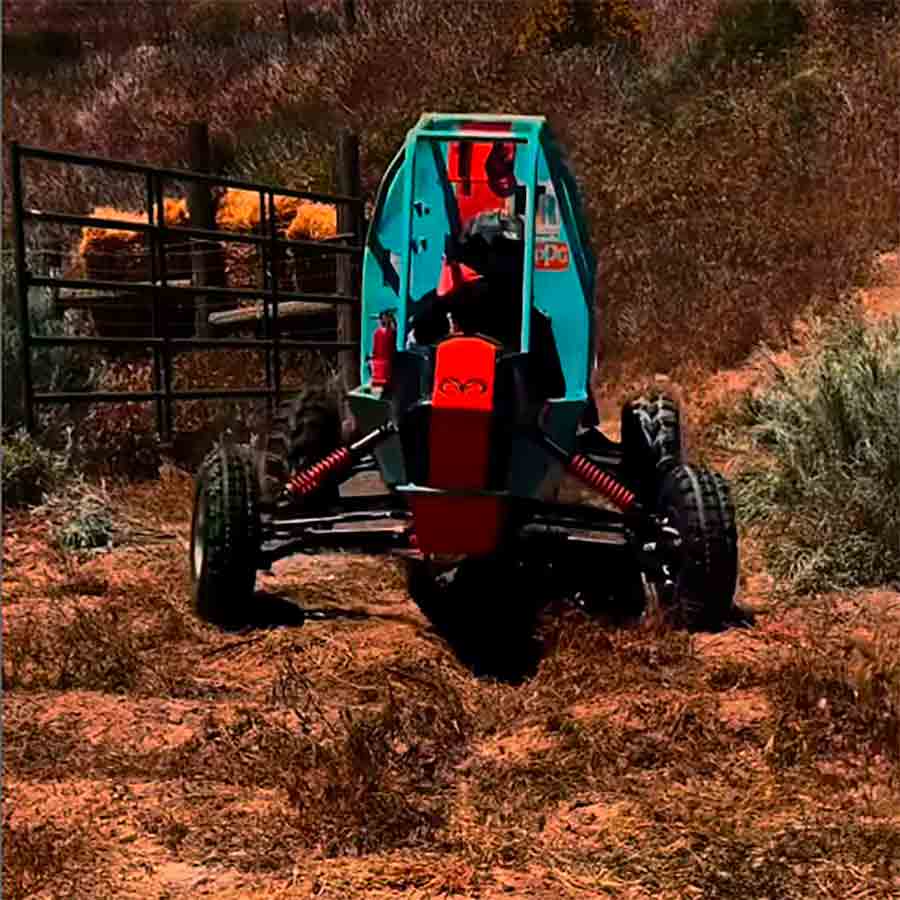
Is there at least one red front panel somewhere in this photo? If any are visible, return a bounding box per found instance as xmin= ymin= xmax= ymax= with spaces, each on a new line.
xmin=410 ymin=336 xmax=505 ymax=557
xmin=428 ymin=336 xmax=498 ymax=491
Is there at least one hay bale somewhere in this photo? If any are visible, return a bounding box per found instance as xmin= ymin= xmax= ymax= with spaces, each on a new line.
xmin=286 ymin=202 xmax=339 ymax=296
xmin=79 ymin=199 xmax=191 ymax=282
xmin=216 ymin=189 xmax=303 ymax=233
xmin=78 ymin=193 xmax=339 ymax=283
xmin=286 ymin=201 xmax=338 ymax=241
xmin=75 ymin=190 xmax=343 ymax=335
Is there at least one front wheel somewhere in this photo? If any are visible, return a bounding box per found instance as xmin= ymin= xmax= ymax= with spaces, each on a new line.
xmin=191 ymin=443 xmax=261 ymax=627
xmin=652 ymin=464 xmax=739 ymax=631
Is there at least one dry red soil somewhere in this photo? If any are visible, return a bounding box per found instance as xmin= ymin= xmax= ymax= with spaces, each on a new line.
xmin=4 ymin=253 xmax=900 ymax=899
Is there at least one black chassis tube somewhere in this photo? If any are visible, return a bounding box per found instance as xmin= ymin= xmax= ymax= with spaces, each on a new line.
xmin=258 ymin=425 xmax=679 ymax=571
xmin=259 ymin=493 xmax=634 ymax=568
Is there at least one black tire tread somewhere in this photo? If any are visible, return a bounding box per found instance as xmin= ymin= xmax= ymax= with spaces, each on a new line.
xmin=710 ymin=469 xmax=739 ymax=602
xmin=657 ymin=463 xmax=737 ymax=630
xmin=192 ymin=443 xmax=260 ymax=626
xmin=621 ymin=391 xmax=683 ymax=501
xmin=258 ymin=387 xmax=343 ymax=509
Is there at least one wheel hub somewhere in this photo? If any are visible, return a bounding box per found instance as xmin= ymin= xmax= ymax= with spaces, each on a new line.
xmin=192 ymin=489 xmax=207 ymax=578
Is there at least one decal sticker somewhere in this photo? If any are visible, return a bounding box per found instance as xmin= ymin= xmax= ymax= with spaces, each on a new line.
xmin=536 ymin=183 xmax=561 ymax=237
xmin=535 ymin=241 xmax=569 ymax=271
xmin=438 ymin=377 xmax=488 ymax=396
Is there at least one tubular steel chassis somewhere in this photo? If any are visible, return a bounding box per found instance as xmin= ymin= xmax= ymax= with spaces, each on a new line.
xmin=257 ymin=422 xmax=681 ymax=599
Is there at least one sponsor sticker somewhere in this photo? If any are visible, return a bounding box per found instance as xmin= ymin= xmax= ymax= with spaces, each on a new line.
xmin=536 ymin=183 xmax=561 ymax=237
xmin=535 ymin=241 xmax=569 ymax=271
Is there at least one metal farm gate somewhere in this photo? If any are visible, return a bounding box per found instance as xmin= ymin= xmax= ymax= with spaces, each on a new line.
xmin=9 ymin=133 xmax=364 ymax=443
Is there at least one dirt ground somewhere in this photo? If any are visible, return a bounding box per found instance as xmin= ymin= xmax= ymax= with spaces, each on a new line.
xmin=4 ymin=253 xmax=900 ymax=899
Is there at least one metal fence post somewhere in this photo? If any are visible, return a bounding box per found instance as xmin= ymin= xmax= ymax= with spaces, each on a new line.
xmin=267 ymin=191 xmax=283 ymax=409
xmin=259 ymin=190 xmax=274 ymax=418
xmin=147 ymin=171 xmax=166 ymax=439
xmin=154 ymin=176 xmax=175 ymax=444
xmin=187 ymin=122 xmax=223 ymax=338
xmin=283 ymin=0 xmax=294 ymax=49
xmin=11 ymin=142 xmax=36 ymax=435
xmin=343 ymin=0 xmax=356 ymax=32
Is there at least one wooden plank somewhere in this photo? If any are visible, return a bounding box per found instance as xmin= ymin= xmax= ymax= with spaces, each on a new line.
xmin=208 ymin=301 xmax=335 ymax=327
xmin=57 ymin=279 xmax=192 ymax=303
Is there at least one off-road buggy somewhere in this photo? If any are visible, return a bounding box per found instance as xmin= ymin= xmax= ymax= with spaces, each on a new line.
xmin=191 ymin=114 xmax=739 ymax=635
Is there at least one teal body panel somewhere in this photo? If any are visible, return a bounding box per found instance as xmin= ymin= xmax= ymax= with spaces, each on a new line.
xmin=357 ymin=113 xmax=596 ymax=494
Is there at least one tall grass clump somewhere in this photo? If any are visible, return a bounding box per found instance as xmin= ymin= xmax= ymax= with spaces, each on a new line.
xmin=1 ymin=429 xmax=66 ymax=509
xmin=737 ymin=314 xmax=900 ymax=591
xmin=1 ymin=256 xmax=96 ymax=430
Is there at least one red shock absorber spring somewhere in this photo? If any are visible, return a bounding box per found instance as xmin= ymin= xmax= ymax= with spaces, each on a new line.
xmin=286 ymin=447 xmax=353 ymax=498
xmin=567 ymin=454 xmax=636 ymax=512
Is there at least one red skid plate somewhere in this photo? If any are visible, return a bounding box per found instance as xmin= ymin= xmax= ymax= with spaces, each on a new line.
xmin=407 ymin=493 xmax=507 ymax=557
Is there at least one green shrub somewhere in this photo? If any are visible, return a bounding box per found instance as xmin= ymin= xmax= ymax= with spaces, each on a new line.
xmin=287 ymin=3 xmax=342 ymax=40
xmin=834 ymin=0 xmax=899 ymax=22
xmin=184 ymin=1 xmax=255 ymax=46
xmin=736 ymin=314 xmax=900 ymax=592
xmin=227 ymin=102 xmax=335 ymax=191
xmin=1 ymin=430 xmax=66 ymax=509
xmin=43 ymin=479 xmax=116 ymax=553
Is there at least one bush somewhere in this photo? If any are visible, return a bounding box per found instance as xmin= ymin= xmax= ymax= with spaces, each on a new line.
xmin=692 ymin=0 xmax=807 ymax=69
xmin=1 ymin=255 xmax=97 ymax=431
xmin=2 ymin=29 xmax=83 ymax=74
xmin=184 ymin=0 xmax=257 ymax=47
xmin=227 ymin=102 xmax=335 ymax=191
xmin=516 ymin=0 xmax=646 ymax=56
xmin=1 ymin=429 xmax=66 ymax=509
xmin=834 ymin=0 xmax=899 ymax=22
xmin=51 ymin=482 xmax=116 ymax=553
xmin=736 ymin=314 xmax=900 ymax=592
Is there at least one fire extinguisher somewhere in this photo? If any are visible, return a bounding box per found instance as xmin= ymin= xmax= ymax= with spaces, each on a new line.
xmin=369 ymin=310 xmax=396 ymax=388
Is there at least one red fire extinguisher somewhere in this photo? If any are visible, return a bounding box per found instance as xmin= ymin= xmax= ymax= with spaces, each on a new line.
xmin=370 ymin=311 xmax=396 ymax=388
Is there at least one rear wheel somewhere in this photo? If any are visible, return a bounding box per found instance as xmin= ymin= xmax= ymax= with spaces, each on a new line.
xmin=621 ymin=391 xmax=683 ymax=502
xmin=257 ymin=387 xmax=343 ymax=511
xmin=405 ymin=555 xmax=543 ymax=682
xmin=652 ymin=464 xmax=738 ymax=631
xmin=191 ymin=443 xmax=261 ymax=627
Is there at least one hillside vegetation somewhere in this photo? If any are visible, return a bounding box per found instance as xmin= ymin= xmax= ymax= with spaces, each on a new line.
xmin=4 ymin=0 xmax=899 ymax=382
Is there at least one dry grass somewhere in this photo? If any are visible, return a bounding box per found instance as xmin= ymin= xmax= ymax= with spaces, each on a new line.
xmin=4 ymin=474 xmax=900 ymax=894
xmin=2 ymin=817 xmax=98 ymax=900
xmin=2 ymin=597 xmax=196 ymax=696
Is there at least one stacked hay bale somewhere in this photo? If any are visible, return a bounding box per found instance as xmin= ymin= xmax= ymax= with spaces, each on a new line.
xmin=215 ymin=189 xmax=336 ymax=292
xmin=74 ymin=190 xmax=340 ymax=338
xmin=77 ymin=198 xmax=191 ymax=282
xmin=287 ymin=201 xmax=340 ymax=297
